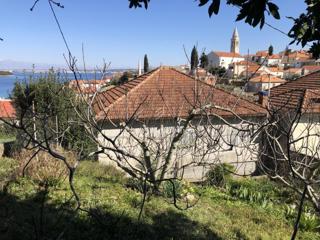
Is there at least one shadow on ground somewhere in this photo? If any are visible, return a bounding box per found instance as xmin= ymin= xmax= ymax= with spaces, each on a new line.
xmin=0 ymin=190 xmax=222 ymax=240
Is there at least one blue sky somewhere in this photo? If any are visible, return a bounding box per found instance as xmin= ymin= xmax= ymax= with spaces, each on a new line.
xmin=0 ymin=0 xmax=307 ymax=69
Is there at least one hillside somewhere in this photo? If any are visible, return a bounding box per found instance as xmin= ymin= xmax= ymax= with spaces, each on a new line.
xmin=0 ymin=71 xmax=12 ymax=75
xmin=0 ymin=159 xmax=319 ymax=240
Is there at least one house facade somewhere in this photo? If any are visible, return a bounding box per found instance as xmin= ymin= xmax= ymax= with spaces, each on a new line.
xmin=269 ymin=70 xmax=320 ymax=157
xmin=246 ymin=75 xmax=286 ymax=92
xmin=207 ymin=51 xmax=244 ymax=69
xmin=93 ymin=67 xmax=266 ymax=181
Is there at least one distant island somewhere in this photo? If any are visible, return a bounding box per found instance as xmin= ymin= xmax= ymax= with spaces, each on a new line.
xmin=0 ymin=71 xmax=12 ymax=75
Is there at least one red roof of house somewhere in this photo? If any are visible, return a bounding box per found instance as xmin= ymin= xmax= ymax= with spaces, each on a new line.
xmin=249 ymin=75 xmax=286 ymax=84
xmin=288 ymin=50 xmax=311 ymax=60
xmin=284 ymin=68 xmax=302 ymax=74
xmin=268 ymin=67 xmax=284 ymax=73
xmin=270 ymin=70 xmax=320 ymax=112
xmin=269 ymin=54 xmax=281 ymax=59
xmin=93 ymin=67 xmax=266 ymax=121
xmin=0 ymin=100 xmax=15 ymax=119
xmin=256 ymin=51 xmax=268 ymax=57
xmin=303 ymin=66 xmax=320 ymax=72
xmin=234 ymin=60 xmax=259 ymax=66
xmin=213 ymin=51 xmax=243 ymax=58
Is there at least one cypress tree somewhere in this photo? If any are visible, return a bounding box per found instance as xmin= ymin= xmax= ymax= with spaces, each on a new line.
xmin=191 ymin=46 xmax=199 ymax=71
xmin=268 ymin=45 xmax=274 ymax=56
xmin=200 ymin=52 xmax=209 ymax=69
xmin=144 ymin=54 xmax=149 ymax=73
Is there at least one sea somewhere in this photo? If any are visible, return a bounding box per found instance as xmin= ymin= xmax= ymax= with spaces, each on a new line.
xmin=0 ymin=70 xmax=122 ymax=98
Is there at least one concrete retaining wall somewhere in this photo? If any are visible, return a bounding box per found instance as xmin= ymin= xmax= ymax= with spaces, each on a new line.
xmin=0 ymin=143 xmax=3 ymax=157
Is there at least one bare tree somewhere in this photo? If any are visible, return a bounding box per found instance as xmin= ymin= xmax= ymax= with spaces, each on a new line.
xmin=258 ymin=86 xmax=320 ymax=239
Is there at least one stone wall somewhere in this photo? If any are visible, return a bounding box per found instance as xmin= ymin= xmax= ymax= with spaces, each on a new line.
xmin=0 ymin=143 xmax=4 ymax=157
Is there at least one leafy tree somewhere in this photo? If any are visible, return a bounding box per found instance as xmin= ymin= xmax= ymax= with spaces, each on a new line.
xmin=209 ymin=66 xmax=226 ymax=77
xmin=144 ymin=54 xmax=149 ymax=73
xmin=11 ymin=71 xmax=96 ymax=158
xmin=200 ymin=52 xmax=209 ymax=69
xmin=118 ymin=71 xmax=134 ymax=85
xmin=309 ymin=42 xmax=320 ymax=59
xmin=191 ymin=46 xmax=199 ymax=71
xmin=128 ymin=0 xmax=320 ymax=57
xmin=268 ymin=45 xmax=274 ymax=56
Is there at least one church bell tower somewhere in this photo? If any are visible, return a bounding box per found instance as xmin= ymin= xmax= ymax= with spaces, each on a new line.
xmin=230 ymin=27 xmax=240 ymax=54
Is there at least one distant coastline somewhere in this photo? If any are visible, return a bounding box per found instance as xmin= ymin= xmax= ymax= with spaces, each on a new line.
xmin=0 ymin=71 xmax=12 ymax=76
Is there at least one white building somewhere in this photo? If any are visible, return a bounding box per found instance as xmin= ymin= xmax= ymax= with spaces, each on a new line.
xmin=270 ymin=70 xmax=320 ymax=158
xmin=246 ymin=75 xmax=286 ymax=92
xmin=266 ymin=54 xmax=282 ymax=66
xmin=208 ymin=51 xmax=244 ymax=69
xmin=207 ymin=28 xmax=244 ymax=69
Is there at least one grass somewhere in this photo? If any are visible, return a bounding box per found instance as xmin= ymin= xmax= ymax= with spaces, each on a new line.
xmin=0 ymin=137 xmax=15 ymax=144
xmin=0 ymin=158 xmax=319 ymax=240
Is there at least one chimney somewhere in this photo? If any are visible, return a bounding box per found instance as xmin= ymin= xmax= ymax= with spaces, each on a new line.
xmin=258 ymin=91 xmax=269 ymax=108
xmin=138 ymin=60 xmax=142 ymax=76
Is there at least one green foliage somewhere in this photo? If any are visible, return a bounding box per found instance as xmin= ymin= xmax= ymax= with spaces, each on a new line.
xmin=77 ymin=161 xmax=126 ymax=184
xmin=129 ymin=0 xmax=150 ymax=9
xmin=191 ymin=46 xmax=199 ymax=71
xmin=309 ymin=42 xmax=320 ymax=59
xmin=268 ymin=44 xmax=274 ymax=56
xmin=1 ymin=160 xmax=320 ymax=239
xmin=117 ymin=71 xmax=134 ymax=85
xmin=200 ymin=52 xmax=209 ymax=69
xmin=226 ymin=182 xmax=272 ymax=208
xmin=285 ymin=205 xmax=320 ymax=232
xmin=130 ymin=1 xmax=281 ymax=29
xmin=0 ymin=157 xmax=18 ymax=190
xmin=162 ymin=180 xmax=183 ymax=198
xmin=288 ymin=1 xmax=320 ymax=46
xmin=125 ymin=177 xmax=150 ymax=193
xmin=209 ymin=66 xmax=226 ymax=77
xmin=11 ymin=72 xmax=96 ymax=157
xmin=224 ymin=178 xmax=287 ymax=206
xmin=129 ymin=1 xmax=319 ymax=57
xmin=144 ymin=54 xmax=149 ymax=73
xmin=205 ymin=163 xmax=234 ymax=187
xmin=0 ymin=124 xmax=15 ymax=143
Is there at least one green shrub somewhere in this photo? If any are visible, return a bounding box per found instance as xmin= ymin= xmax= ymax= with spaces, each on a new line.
xmin=77 ymin=161 xmax=125 ymax=184
xmin=285 ymin=205 xmax=320 ymax=232
xmin=205 ymin=163 xmax=235 ymax=187
xmin=162 ymin=180 xmax=183 ymax=198
xmin=0 ymin=157 xmax=18 ymax=190
xmin=125 ymin=177 xmax=150 ymax=193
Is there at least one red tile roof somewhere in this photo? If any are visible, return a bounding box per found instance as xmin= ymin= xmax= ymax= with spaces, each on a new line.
xmin=268 ymin=67 xmax=284 ymax=73
xmin=213 ymin=51 xmax=242 ymax=58
xmin=269 ymin=54 xmax=281 ymax=59
xmin=270 ymin=70 xmax=320 ymax=112
xmin=288 ymin=51 xmax=311 ymax=60
xmin=93 ymin=67 xmax=266 ymax=121
xmin=285 ymin=68 xmax=302 ymax=73
xmin=234 ymin=60 xmax=259 ymax=66
xmin=249 ymin=75 xmax=286 ymax=84
xmin=0 ymin=100 xmax=15 ymax=119
xmin=303 ymin=66 xmax=320 ymax=72
xmin=256 ymin=51 xmax=268 ymax=57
